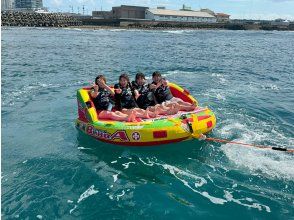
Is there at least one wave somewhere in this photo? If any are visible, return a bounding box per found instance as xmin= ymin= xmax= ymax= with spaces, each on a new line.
xmin=138 ymin=157 xmax=271 ymax=212
xmin=2 ymin=80 xmax=85 ymax=107
xmin=217 ymin=118 xmax=294 ymax=180
xmin=162 ymin=30 xmax=195 ymax=34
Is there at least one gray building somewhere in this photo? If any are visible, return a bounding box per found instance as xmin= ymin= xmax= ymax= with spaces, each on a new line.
xmin=15 ymin=0 xmax=42 ymax=10
xmin=112 ymin=5 xmax=148 ymax=19
xmin=1 ymin=0 xmax=14 ymax=10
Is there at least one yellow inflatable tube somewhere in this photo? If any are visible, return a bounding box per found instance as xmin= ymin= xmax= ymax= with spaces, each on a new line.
xmin=76 ymin=83 xmax=216 ymax=146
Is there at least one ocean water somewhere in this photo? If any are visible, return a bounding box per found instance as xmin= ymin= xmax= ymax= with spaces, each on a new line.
xmin=1 ymin=27 xmax=294 ymax=219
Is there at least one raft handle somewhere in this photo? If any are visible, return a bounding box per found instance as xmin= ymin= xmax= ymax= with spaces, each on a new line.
xmin=180 ymin=115 xmax=194 ymax=134
xmin=85 ymin=101 xmax=92 ymax=109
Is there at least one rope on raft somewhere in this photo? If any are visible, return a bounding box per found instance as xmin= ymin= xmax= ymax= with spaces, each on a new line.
xmin=195 ymin=135 xmax=294 ymax=154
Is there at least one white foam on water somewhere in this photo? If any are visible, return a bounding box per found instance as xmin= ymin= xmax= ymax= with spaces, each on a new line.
xmin=201 ymin=192 xmax=227 ymax=205
xmin=170 ymin=171 xmax=226 ymax=205
xmin=36 ymin=215 xmax=43 ymax=219
xmin=109 ymin=29 xmax=128 ymax=32
xmin=153 ymin=162 xmax=228 ymax=205
xmin=224 ymin=190 xmax=271 ymax=213
xmin=69 ymin=205 xmax=77 ymax=214
xmin=219 ymin=120 xmax=294 ymax=180
xmin=261 ymin=84 xmax=279 ymax=91
xmin=206 ymin=174 xmax=214 ymax=183
xmin=222 ymin=143 xmax=294 ymax=180
xmin=216 ymin=93 xmax=226 ymax=101
xmin=63 ymin=27 xmax=82 ymax=31
xmin=122 ymin=162 xmax=136 ymax=169
xmin=211 ymin=73 xmax=227 ymax=84
xmin=77 ymin=147 xmax=91 ymax=150
xmin=162 ymin=30 xmax=194 ymax=34
xmin=111 ymin=160 xmax=117 ymax=164
xmin=22 ymin=160 xmax=28 ymax=164
xmin=218 ymin=122 xmax=246 ymax=138
xmin=77 ymin=185 xmax=99 ymax=203
xmin=165 ymin=70 xmax=197 ymax=78
xmin=67 ymin=200 xmax=73 ymax=203
xmin=113 ymin=174 xmax=119 ymax=183
xmin=116 ymin=190 xmax=125 ymax=201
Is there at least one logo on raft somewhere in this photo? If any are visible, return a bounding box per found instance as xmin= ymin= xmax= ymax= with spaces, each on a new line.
xmin=86 ymin=125 xmax=130 ymax=142
xmin=131 ymin=132 xmax=141 ymax=141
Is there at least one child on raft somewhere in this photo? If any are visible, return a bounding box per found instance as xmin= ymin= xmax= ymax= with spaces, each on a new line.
xmin=131 ymin=72 xmax=154 ymax=110
xmin=130 ymin=72 xmax=183 ymax=116
xmin=90 ymin=75 xmax=136 ymax=122
xmin=148 ymin=71 xmax=196 ymax=113
xmin=114 ymin=73 xmax=157 ymax=119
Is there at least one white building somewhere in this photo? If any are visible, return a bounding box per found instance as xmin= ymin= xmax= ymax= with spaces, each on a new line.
xmin=145 ymin=8 xmax=217 ymax=23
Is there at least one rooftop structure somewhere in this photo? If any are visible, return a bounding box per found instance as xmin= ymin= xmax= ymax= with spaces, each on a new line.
xmin=180 ymin=4 xmax=192 ymax=11
xmin=200 ymin=8 xmax=215 ymax=16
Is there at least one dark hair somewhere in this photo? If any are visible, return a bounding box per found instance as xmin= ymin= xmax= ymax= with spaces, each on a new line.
xmin=95 ymin=75 xmax=106 ymax=85
xmin=152 ymin=71 xmax=161 ymax=77
xmin=119 ymin=73 xmax=130 ymax=82
xmin=135 ymin=72 xmax=145 ymax=80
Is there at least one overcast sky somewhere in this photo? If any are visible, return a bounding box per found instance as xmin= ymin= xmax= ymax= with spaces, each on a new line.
xmin=45 ymin=0 xmax=294 ymax=20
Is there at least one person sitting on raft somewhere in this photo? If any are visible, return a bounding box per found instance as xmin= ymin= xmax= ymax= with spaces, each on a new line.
xmin=114 ymin=73 xmax=157 ymax=119
xmin=90 ymin=75 xmax=136 ymax=122
xmin=148 ymin=71 xmax=196 ymax=113
xmin=131 ymin=72 xmax=154 ymax=110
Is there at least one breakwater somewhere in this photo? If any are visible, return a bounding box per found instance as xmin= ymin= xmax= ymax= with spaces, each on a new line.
xmin=1 ymin=11 xmax=82 ymax=27
xmin=119 ymin=20 xmax=294 ymax=31
xmin=80 ymin=18 xmax=294 ymax=31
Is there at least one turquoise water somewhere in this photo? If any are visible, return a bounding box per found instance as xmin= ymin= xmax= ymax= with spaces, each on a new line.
xmin=1 ymin=27 xmax=294 ymax=219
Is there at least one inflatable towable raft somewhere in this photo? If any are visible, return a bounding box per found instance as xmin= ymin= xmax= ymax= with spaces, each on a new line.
xmin=76 ymin=83 xmax=216 ymax=146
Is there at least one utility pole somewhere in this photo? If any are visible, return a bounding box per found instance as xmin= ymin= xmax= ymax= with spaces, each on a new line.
xmin=82 ymin=5 xmax=85 ymax=15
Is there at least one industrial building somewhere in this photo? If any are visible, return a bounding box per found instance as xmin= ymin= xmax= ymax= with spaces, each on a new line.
xmin=14 ymin=0 xmax=42 ymax=10
xmin=92 ymin=5 xmax=148 ymax=20
xmin=112 ymin=5 xmax=148 ymax=19
xmin=145 ymin=8 xmax=217 ymax=23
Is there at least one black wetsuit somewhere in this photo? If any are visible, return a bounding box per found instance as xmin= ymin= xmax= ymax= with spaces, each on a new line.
xmin=131 ymin=81 xmax=154 ymax=109
xmin=114 ymin=83 xmax=137 ymax=109
xmin=91 ymin=87 xmax=114 ymax=110
xmin=152 ymin=82 xmax=173 ymax=104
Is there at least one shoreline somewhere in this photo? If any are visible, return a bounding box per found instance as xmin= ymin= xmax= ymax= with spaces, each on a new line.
xmin=2 ymin=25 xmax=294 ymax=32
xmin=2 ymin=11 xmax=293 ymax=31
